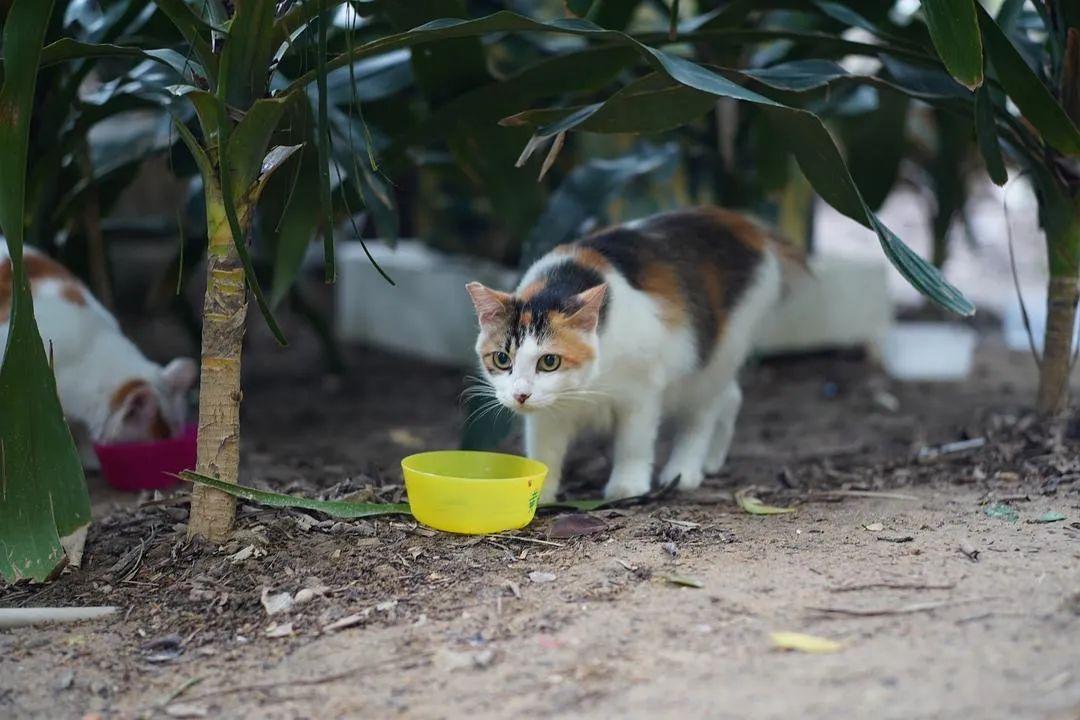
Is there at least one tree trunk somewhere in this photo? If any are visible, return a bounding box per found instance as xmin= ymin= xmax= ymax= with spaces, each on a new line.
xmin=1036 ymin=27 xmax=1080 ymax=419
xmin=188 ymin=183 xmax=251 ymax=543
xmin=1036 ymin=275 xmax=1079 ymax=417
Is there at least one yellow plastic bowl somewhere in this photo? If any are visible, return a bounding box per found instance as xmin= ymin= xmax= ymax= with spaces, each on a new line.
xmin=401 ymin=450 xmax=547 ymax=534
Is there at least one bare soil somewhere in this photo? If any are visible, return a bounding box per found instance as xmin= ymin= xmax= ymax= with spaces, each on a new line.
xmin=2 ymin=328 xmax=1079 ymax=720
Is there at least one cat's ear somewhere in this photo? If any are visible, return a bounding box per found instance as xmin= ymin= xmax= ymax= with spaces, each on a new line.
xmin=108 ymin=381 xmax=163 ymax=440
xmin=566 ymin=284 xmax=606 ymax=332
xmin=466 ymin=282 xmax=513 ymax=326
xmin=162 ymin=357 xmax=198 ymax=395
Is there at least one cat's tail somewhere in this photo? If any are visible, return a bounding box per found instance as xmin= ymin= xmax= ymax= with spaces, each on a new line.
xmin=763 ymin=229 xmax=813 ymax=299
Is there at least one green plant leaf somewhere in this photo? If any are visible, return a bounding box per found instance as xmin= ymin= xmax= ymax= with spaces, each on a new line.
xmin=181 ymin=472 xmax=412 ymax=518
xmin=0 ymin=0 xmax=90 ymax=584
xmin=314 ymin=0 xmax=335 ymax=284
xmin=838 ymin=90 xmax=909 ymax=211
xmin=38 ymin=40 xmax=205 ymax=81
xmin=281 ymin=10 xmax=974 ymax=315
xmin=151 ymin=0 xmax=219 ymax=81
xmin=181 ymin=471 xmax=640 ymax=520
xmin=734 ymin=489 xmax=795 ymax=515
xmin=920 ymin=0 xmax=983 ymax=90
xmin=974 ymin=84 xmax=1007 ymax=186
xmin=977 ymin=5 xmax=1080 ymax=156
xmin=226 ymin=96 xmax=293 ymax=199
xmin=265 ymin=99 xmax=322 ymax=307
xmin=217 ymin=0 xmax=275 ymax=110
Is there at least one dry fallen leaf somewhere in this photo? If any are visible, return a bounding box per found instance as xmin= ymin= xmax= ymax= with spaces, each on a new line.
xmin=663 ymin=574 xmax=704 ymax=589
xmin=324 ymin=613 xmax=367 ymax=632
xmin=389 ymin=428 xmax=424 ymax=448
xmin=735 ymin=489 xmax=795 ymax=515
xmin=549 ymin=513 xmax=608 ymax=538
xmin=863 ymin=522 xmax=884 ymax=532
xmin=770 ymin=631 xmax=843 ymax=653
xmin=264 ymin=622 xmax=294 ymax=639
xmin=529 ymin=571 xmax=556 ymax=584
xmin=164 ymin=703 xmax=209 ymax=719
xmin=260 ymin=589 xmax=293 ymax=616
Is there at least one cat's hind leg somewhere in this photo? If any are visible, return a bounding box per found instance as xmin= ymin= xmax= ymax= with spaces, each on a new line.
xmin=661 ymin=380 xmax=741 ymax=491
xmin=703 ymin=382 xmax=742 ymax=476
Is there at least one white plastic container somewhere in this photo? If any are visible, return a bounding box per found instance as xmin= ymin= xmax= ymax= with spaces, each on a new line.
xmin=335 ymin=240 xmax=518 ymax=366
xmin=755 ymin=254 xmax=893 ymax=355
xmin=880 ymin=322 xmax=978 ymax=381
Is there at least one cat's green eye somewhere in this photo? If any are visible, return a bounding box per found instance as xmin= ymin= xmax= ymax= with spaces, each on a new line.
xmin=537 ymin=354 xmax=562 ymax=372
xmin=490 ymin=351 xmax=512 ymax=370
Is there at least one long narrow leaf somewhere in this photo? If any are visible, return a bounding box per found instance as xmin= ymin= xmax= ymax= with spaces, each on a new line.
xmin=977 ymin=5 xmax=1080 ymax=156
xmin=315 ymin=0 xmax=335 ymax=283
xmin=0 ymin=0 xmax=90 ymax=583
xmin=975 ymin=84 xmax=1008 ymax=186
xmin=920 ymin=0 xmax=983 ymax=90
xmin=217 ymin=0 xmax=275 ymax=110
xmin=151 ymin=0 xmax=219 ymax=82
xmin=181 ymin=471 xmax=412 ymax=518
xmin=279 ymin=10 xmax=974 ymax=315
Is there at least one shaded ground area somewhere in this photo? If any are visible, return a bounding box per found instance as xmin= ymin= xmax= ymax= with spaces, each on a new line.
xmin=2 ymin=328 xmax=1079 ymax=720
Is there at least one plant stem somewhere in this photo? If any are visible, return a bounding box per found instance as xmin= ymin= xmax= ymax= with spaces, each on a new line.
xmin=1036 ymin=25 xmax=1080 ymax=419
xmin=1036 ymin=276 xmax=1079 ymax=416
xmin=188 ymin=181 xmax=251 ymax=543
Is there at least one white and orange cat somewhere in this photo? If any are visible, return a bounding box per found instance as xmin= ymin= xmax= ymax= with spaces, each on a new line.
xmin=0 ymin=244 xmax=196 ymax=445
xmin=467 ymin=207 xmax=798 ymax=501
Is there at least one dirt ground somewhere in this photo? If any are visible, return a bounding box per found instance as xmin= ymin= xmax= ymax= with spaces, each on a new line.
xmin=2 ymin=322 xmax=1079 ymax=720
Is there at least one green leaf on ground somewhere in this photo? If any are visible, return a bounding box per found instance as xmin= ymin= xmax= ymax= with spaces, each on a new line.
xmin=181 ymin=472 xmax=636 ymax=520
xmin=181 ymin=472 xmax=412 ymax=519
xmin=663 ymin=574 xmax=704 ymax=589
xmin=735 ymin=489 xmax=796 ymax=515
xmin=984 ymin=503 xmax=1019 ymax=522
xmin=1028 ymin=511 xmax=1066 ymax=524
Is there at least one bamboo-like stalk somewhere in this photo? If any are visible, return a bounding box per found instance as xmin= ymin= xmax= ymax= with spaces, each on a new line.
xmin=1035 ymin=27 xmax=1080 ymax=419
xmin=1036 ymin=202 xmax=1080 ymax=417
xmin=188 ymin=180 xmax=252 ymax=543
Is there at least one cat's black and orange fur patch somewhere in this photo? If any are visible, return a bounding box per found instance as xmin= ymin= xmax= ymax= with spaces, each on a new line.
xmin=485 ymin=207 xmax=791 ymax=366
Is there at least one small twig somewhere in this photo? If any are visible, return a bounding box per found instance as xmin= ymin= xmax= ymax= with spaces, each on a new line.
xmin=182 ymin=654 xmax=431 ymax=702
xmin=830 ymin=582 xmax=955 ymax=593
xmin=159 ymin=676 xmax=206 ymax=707
xmin=917 ymin=438 xmax=987 ymax=461
xmin=807 ymin=490 xmax=920 ymax=502
xmin=807 ymin=597 xmax=990 ymax=618
xmin=485 ymin=534 xmax=564 ymax=547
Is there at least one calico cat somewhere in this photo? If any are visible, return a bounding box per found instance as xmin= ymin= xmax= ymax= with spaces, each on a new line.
xmin=0 ymin=244 xmax=197 ymax=445
xmin=467 ymin=207 xmax=799 ymax=501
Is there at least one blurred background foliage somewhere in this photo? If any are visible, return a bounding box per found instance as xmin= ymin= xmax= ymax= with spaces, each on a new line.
xmin=10 ymin=0 xmax=1078 ymax=382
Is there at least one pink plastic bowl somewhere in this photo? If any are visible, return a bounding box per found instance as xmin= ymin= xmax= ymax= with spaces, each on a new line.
xmin=93 ymin=424 xmax=198 ymax=492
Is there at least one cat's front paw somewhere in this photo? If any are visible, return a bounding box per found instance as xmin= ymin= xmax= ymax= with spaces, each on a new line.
xmin=539 ymin=475 xmax=560 ymax=504
xmin=604 ymin=464 xmax=651 ymax=500
xmin=661 ymin=464 xmax=704 ymax=492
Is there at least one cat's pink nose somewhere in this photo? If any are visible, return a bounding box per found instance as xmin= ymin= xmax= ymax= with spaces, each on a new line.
xmin=514 ymin=392 xmax=531 ymax=405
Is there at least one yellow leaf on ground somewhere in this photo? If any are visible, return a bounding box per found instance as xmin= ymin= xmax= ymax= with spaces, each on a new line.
xmin=770 ymin=632 xmax=843 ymax=653
xmin=389 ymin=428 xmax=424 ymax=448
